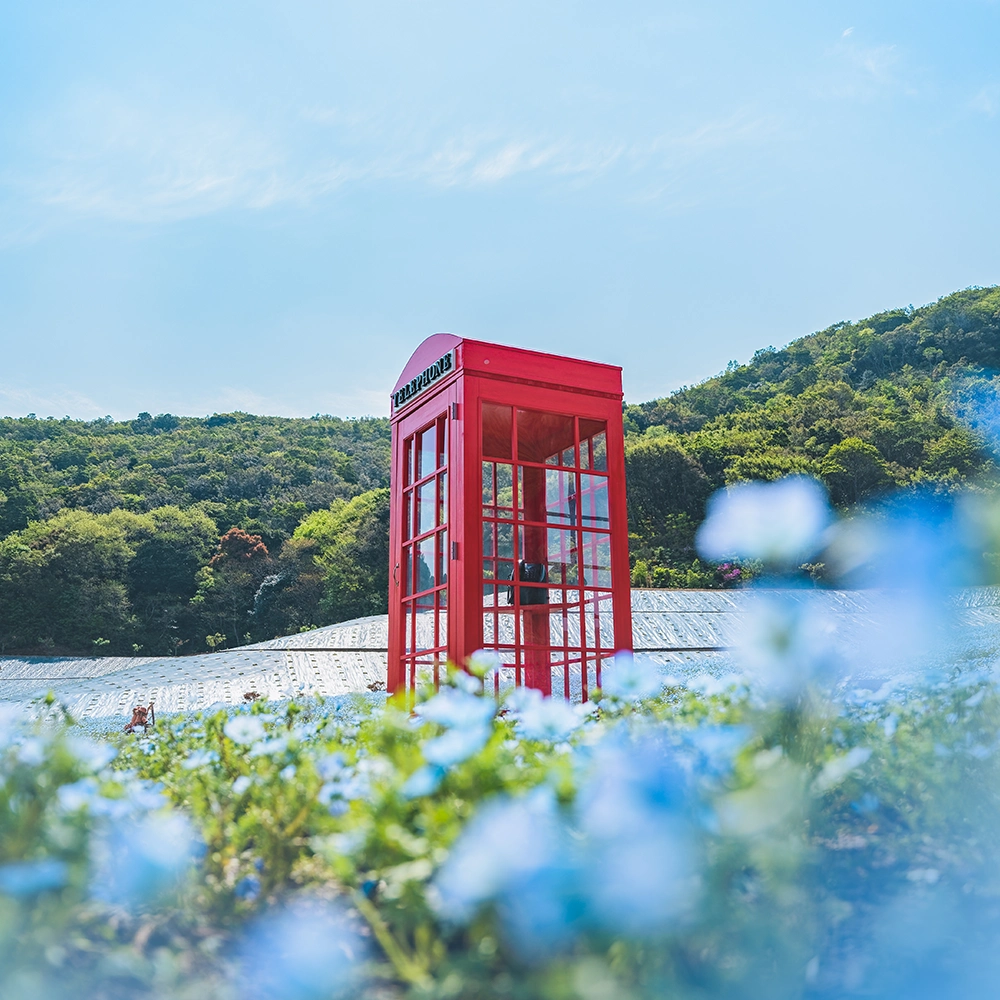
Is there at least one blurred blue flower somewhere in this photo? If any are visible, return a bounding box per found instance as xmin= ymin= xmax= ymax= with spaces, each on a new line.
xmin=433 ymin=788 xmax=562 ymax=924
xmin=577 ymin=735 xmax=696 ymax=934
xmin=235 ymin=874 xmax=261 ymax=901
xmin=92 ymin=811 xmax=199 ymax=905
xmin=415 ymin=688 xmax=495 ymax=731
xmin=508 ymin=688 xmax=583 ymax=742
xmin=697 ymin=475 xmax=832 ymax=567
xmin=601 ymin=652 xmax=663 ymax=702
xmin=467 ymin=649 xmax=502 ymax=677
xmin=678 ymin=725 xmax=751 ymax=777
xmin=316 ymin=753 xmax=347 ymax=780
xmin=57 ymin=777 xmax=100 ymax=812
xmin=249 ymin=737 xmax=289 ymax=758
xmin=832 ymin=492 xmax=978 ymax=593
xmin=182 ymin=748 xmax=219 ymax=770
xmin=16 ymin=737 xmax=46 ymax=767
xmin=852 ymin=792 xmax=880 ymax=814
xmin=401 ymin=764 xmax=444 ymax=799
xmin=423 ymin=725 xmax=490 ymax=766
xmin=735 ymin=592 xmax=841 ymax=699
xmin=224 ymin=716 xmax=267 ymax=744
xmin=235 ymin=897 xmax=368 ymax=1000
xmin=65 ymin=736 xmax=117 ymax=772
xmin=233 ymin=775 xmax=253 ymax=795
xmin=0 ymin=859 xmax=68 ymax=896
xmin=0 ymin=702 xmax=26 ymax=747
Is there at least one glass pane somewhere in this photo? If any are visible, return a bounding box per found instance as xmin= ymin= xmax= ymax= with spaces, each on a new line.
xmin=438 ymin=473 xmax=448 ymax=526
xmin=403 ymin=489 xmax=412 ymax=540
xmin=545 ymin=468 xmax=577 ymax=525
xmin=580 ymin=420 xmax=607 ymax=472
xmin=417 ymin=479 xmax=436 ymax=535
xmin=482 ymin=462 xmax=492 ymax=506
xmin=404 ymin=547 xmax=413 ymax=596
xmin=437 ymin=530 xmax=448 ymax=587
xmin=580 ymin=532 xmax=612 ymax=587
xmin=516 ymin=409 xmax=575 ymax=465
xmin=405 ymin=438 xmax=413 ymax=486
xmin=405 ymin=604 xmax=415 ymax=652
xmin=482 ymin=403 xmax=513 ymax=460
xmin=579 ymin=474 xmax=609 ymax=528
xmin=519 ymin=464 xmax=547 ymax=523
xmin=439 ymin=416 xmax=448 ymax=469
xmin=416 ymin=536 xmax=436 ymax=592
xmin=437 ymin=590 xmax=448 ymax=645
xmin=482 ymin=462 xmax=514 ymax=518
xmin=418 ymin=424 xmax=437 ymax=479
xmin=546 ymin=528 xmax=579 ymax=585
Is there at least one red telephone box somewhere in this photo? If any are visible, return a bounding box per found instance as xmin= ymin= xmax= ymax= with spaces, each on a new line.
xmin=387 ymin=334 xmax=632 ymax=701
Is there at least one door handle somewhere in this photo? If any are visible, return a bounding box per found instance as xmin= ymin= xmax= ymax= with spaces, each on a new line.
xmin=393 ymin=562 xmax=399 ymax=587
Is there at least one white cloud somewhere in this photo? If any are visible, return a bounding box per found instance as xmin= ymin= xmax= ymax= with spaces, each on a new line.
xmin=971 ymin=85 xmax=999 ymax=117
xmin=1 ymin=83 xmax=786 ymax=232
xmin=0 ymin=384 xmax=107 ymax=420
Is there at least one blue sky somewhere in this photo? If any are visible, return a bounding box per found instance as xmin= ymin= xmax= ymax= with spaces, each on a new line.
xmin=1 ymin=1 xmax=998 ymax=420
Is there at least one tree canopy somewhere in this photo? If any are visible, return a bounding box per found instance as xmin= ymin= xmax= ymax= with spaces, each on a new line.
xmin=3 ymin=286 xmax=1000 ymax=652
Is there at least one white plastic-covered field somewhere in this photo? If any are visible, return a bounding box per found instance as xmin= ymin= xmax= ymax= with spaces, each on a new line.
xmin=3 ymin=588 xmax=1000 ymax=722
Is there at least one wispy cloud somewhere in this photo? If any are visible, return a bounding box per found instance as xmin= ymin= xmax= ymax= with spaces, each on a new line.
xmin=822 ymin=33 xmax=913 ymax=102
xmin=0 ymin=384 xmax=108 ymax=420
xmin=1 ymin=85 xmax=785 ymax=234
xmin=970 ymin=84 xmax=999 ymax=117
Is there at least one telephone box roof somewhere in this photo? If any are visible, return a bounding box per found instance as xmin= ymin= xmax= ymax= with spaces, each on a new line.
xmin=391 ymin=334 xmax=623 ymax=416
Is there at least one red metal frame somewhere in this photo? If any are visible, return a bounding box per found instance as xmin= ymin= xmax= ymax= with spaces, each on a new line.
xmin=388 ymin=335 xmax=632 ymax=700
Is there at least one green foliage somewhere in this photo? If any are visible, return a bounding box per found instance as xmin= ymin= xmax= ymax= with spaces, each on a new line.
xmin=624 ymin=286 xmax=1000 ymax=583
xmin=0 ymin=411 xmax=389 ymax=544
xmin=295 ymin=487 xmax=391 ymax=622
xmin=4 ymin=668 xmax=1000 ymax=997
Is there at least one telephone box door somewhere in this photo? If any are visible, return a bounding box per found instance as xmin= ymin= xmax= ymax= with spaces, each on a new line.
xmin=388 ymin=383 xmax=458 ymax=694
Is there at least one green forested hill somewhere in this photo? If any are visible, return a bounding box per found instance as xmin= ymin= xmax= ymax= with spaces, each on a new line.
xmin=0 ymin=414 xmax=390 ymax=655
xmin=624 ymin=285 xmax=1000 ymax=585
xmin=2 ymin=285 xmax=999 ymax=653
xmin=0 ymin=412 xmax=390 ymax=544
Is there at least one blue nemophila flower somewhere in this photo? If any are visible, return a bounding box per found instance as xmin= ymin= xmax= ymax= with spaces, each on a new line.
xmin=57 ymin=777 xmax=100 ymax=812
xmin=0 ymin=859 xmax=68 ymax=897
xmin=697 ymin=475 xmax=832 ymax=568
xmin=235 ymin=897 xmax=368 ymax=1000
xmin=182 ymin=748 xmax=219 ymax=770
xmin=249 ymin=736 xmax=289 ymax=758
xmin=601 ymin=651 xmax=663 ymax=702
xmin=0 ymin=702 xmax=26 ymax=747
xmin=813 ymin=747 xmax=872 ymax=793
xmin=467 ymin=648 xmax=502 ymax=677
xmin=852 ymin=792 xmax=880 ymax=814
xmin=401 ymin=764 xmax=444 ymax=799
xmin=280 ymin=765 xmax=296 ymax=781
xmin=317 ymin=753 xmax=347 ymax=780
xmin=16 ymin=737 xmax=46 ymax=767
xmin=415 ymin=688 xmax=495 ymax=731
xmin=235 ymin=874 xmax=261 ymax=901
xmin=577 ymin=734 xmax=696 ymax=935
xmin=508 ymin=687 xmax=583 ymax=742
xmin=735 ymin=592 xmax=841 ymax=699
xmin=433 ymin=787 xmax=563 ymax=924
xmin=423 ymin=726 xmax=490 ymax=766
xmin=233 ymin=775 xmax=253 ymax=795
xmin=224 ymin=716 xmax=267 ymax=745
xmin=65 ymin=736 xmax=117 ymax=772
xmin=92 ymin=812 xmax=199 ymax=905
